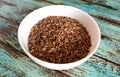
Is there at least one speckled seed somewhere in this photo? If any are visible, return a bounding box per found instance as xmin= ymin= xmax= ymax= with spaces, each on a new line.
xmin=28 ymin=16 xmax=91 ymax=63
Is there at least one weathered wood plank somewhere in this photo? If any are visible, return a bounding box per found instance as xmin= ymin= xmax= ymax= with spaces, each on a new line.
xmin=81 ymin=0 xmax=120 ymax=11
xmin=1 ymin=0 xmax=120 ymax=28
xmin=0 ymin=0 xmax=120 ymax=76
xmin=0 ymin=49 xmax=50 ymax=77
xmin=0 ymin=64 xmax=17 ymax=77
xmin=1 ymin=0 xmax=120 ymax=64
xmin=0 ymin=20 xmax=120 ymax=76
xmin=1 ymin=0 xmax=120 ymax=29
xmin=45 ymin=0 xmax=120 ymax=27
xmin=0 ymin=47 xmax=120 ymax=77
xmin=97 ymin=39 xmax=120 ymax=65
xmin=0 ymin=23 xmax=120 ymax=64
xmin=1 ymin=21 xmax=120 ymax=65
xmin=74 ymin=55 xmax=120 ymax=77
xmin=2 ymin=0 xmax=119 ymax=41
xmin=1 ymin=24 xmax=120 ymax=76
xmin=0 ymin=18 xmax=10 ymax=28
xmin=2 ymin=0 xmax=120 ymax=26
xmin=94 ymin=17 xmax=120 ymax=41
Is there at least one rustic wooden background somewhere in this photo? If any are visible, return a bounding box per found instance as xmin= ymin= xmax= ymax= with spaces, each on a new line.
xmin=0 ymin=0 xmax=120 ymax=77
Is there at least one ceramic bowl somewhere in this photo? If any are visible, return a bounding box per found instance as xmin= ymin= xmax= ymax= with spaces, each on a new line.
xmin=18 ymin=5 xmax=101 ymax=70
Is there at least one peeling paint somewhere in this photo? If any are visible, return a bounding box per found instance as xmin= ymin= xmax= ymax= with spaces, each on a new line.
xmin=0 ymin=0 xmax=120 ymax=76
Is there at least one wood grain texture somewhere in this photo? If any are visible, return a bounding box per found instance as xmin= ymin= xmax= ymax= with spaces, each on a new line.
xmin=0 ymin=0 xmax=120 ymax=77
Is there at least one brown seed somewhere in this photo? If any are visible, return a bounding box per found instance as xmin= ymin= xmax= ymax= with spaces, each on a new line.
xmin=28 ymin=16 xmax=91 ymax=63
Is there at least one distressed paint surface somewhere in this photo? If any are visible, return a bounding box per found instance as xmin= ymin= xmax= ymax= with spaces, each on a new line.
xmin=0 ymin=0 xmax=120 ymax=77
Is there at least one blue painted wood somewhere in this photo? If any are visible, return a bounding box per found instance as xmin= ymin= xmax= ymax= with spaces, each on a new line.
xmin=0 ymin=0 xmax=120 ymax=77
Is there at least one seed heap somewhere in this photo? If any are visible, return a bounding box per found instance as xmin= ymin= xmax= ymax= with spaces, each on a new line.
xmin=28 ymin=16 xmax=91 ymax=63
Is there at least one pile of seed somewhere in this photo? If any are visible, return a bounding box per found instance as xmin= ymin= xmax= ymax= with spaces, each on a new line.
xmin=28 ymin=16 xmax=91 ymax=63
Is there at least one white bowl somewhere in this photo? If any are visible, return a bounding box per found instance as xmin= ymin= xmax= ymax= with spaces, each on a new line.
xmin=18 ymin=5 xmax=101 ymax=70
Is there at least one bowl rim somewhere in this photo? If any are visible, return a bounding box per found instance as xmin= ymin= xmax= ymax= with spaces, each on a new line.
xmin=18 ymin=5 xmax=101 ymax=70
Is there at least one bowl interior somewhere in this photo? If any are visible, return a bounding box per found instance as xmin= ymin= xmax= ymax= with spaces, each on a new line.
xmin=18 ymin=5 xmax=100 ymax=70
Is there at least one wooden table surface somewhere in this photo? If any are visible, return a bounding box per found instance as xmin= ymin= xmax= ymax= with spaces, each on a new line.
xmin=0 ymin=0 xmax=120 ymax=77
